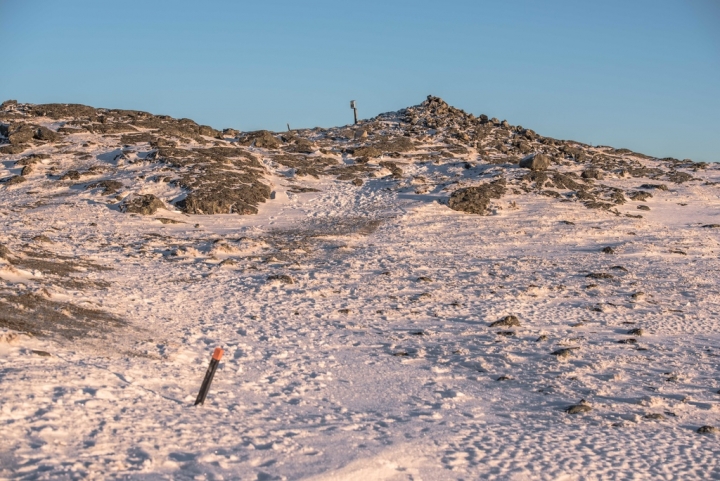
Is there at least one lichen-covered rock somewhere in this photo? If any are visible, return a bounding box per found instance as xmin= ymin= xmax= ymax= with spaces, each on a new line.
xmin=448 ymin=180 xmax=506 ymax=215
xmin=239 ymin=130 xmax=280 ymax=149
xmin=34 ymin=126 xmax=59 ymax=142
xmin=582 ymin=169 xmax=604 ymax=180
xmin=60 ymin=170 xmax=82 ymax=181
xmin=352 ymin=146 xmax=383 ymax=158
xmin=87 ymin=180 xmax=123 ymax=195
xmin=629 ymin=191 xmax=653 ymax=201
xmin=3 ymin=175 xmax=26 ymax=186
xmin=489 ymin=315 xmax=520 ymax=328
xmin=122 ymin=194 xmax=166 ymax=215
xmin=519 ymin=153 xmax=552 ymax=171
xmin=177 ymin=182 xmax=271 ymax=215
xmin=8 ymin=124 xmax=36 ymax=145
xmin=0 ymin=244 xmax=12 ymax=262
xmin=0 ymin=99 xmax=18 ymax=110
xmin=197 ymin=125 xmax=221 ymax=138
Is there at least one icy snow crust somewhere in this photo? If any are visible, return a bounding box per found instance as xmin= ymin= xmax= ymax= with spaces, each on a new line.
xmin=1 ymin=97 xmax=720 ymax=479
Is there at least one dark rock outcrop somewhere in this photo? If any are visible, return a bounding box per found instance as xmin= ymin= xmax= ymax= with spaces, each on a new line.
xmin=448 ymin=179 xmax=506 ymax=215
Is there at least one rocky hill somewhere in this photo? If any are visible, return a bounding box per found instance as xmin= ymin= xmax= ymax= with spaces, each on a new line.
xmin=0 ymin=95 xmax=709 ymax=220
xmin=2 ymin=96 xmax=720 ymax=480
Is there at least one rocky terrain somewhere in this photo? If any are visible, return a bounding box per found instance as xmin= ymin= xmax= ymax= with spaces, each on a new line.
xmin=1 ymin=96 xmax=720 ymax=479
xmin=0 ymin=95 xmax=708 ymax=221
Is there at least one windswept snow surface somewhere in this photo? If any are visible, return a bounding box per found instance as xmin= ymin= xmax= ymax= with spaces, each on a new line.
xmin=3 ymin=173 xmax=720 ymax=480
xmin=2 ymin=98 xmax=720 ymax=479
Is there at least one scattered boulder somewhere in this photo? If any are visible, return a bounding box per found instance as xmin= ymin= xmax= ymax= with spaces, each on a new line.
xmin=7 ymin=124 xmax=36 ymax=145
xmin=221 ymin=128 xmax=239 ymax=138
xmin=640 ymin=183 xmax=668 ymax=191
xmin=586 ymin=272 xmax=613 ymax=280
xmin=267 ymin=274 xmax=294 ymax=285
xmin=3 ymin=175 xmax=26 ymax=186
xmin=644 ymin=413 xmax=665 ymax=420
xmin=0 ymin=99 xmax=18 ymax=110
xmin=87 ymin=180 xmax=123 ymax=195
xmin=34 ymin=126 xmax=58 ymax=142
xmin=197 ymin=125 xmax=221 ymax=138
xmin=489 ymin=315 xmax=520 ymax=328
xmin=666 ymin=171 xmax=693 ymax=183
xmin=239 ymin=130 xmax=280 ymax=149
xmin=448 ymin=179 xmax=506 ymax=215
xmin=519 ymin=153 xmax=552 ymax=171
xmin=565 ymin=401 xmax=592 ymax=414
xmin=379 ymin=161 xmax=403 ymax=179
xmin=581 ymin=169 xmax=604 ymax=180
xmin=353 ymin=146 xmax=383 ymax=158
xmin=629 ymin=191 xmax=652 ymax=201
xmin=628 ymin=328 xmax=644 ymax=336
xmin=0 ymin=243 xmax=12 ymax=260
xmin=60 ymin=170 xmax=82 ymax=181
xmin=551 ymin=347 xmax=579 ymax=358
xmin=32 ymin=235 xmax=53 ymax=243
xmin=697 ymin=426 xmax=720 ymax=434
xmin=122 ymin=194 xmax=166 ymax=215
xmin=601 ymin=246 xmax=615 ymax=254
xmin=177 ymin=182 xmax=271 ymax=215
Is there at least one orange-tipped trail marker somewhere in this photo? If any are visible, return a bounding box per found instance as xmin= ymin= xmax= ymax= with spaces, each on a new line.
xmin=194 ymin=347 xmax=224 ymax=406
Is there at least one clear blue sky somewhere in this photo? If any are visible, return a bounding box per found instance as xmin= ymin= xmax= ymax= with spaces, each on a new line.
xmin=1 ymin=0 xmax=718 ymax=162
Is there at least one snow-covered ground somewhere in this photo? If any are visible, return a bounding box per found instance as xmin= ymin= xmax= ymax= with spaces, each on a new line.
xmin=3 ymin=157 xmax=720 ymax=480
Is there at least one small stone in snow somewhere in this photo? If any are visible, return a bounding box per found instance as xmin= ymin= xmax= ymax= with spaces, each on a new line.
xmin=565 ymin=402 xmax=592 ymax=414
xmin=586 ymin=272 xmax=613 ymax=279
xmin=267 ymin=274 xmax=294 ymax=285
xmin=551 ymin=347 xmax=579 ymax=358
xmin=489 ymin=315 xmax=520 ymax=328
xmin=697 ymin=426 xmax=720 ymax=434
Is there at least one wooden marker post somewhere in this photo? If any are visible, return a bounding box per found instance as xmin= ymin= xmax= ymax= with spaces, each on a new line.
xmin=350 ymin=100 xmax=358 ymax=125
xmin=194 ymin=347 xmax=224 ymax=406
